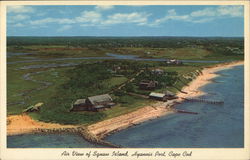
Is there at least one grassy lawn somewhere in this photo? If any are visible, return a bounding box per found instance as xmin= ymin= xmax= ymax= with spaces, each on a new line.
xmin=7 ymin=61 xmax=71 ymax=115
xmin=103 ymin=95 xmax=154 ymax=120
xmin=8 ymin=45 xmax=243 ymax=61
xmin=100 ymin=76 xmax=128 ymax=90
xmin=7 ymin=66 xmax=41 ymax=114
xmin=114 ymin=47 xmax=211 ymax=60
xmin=8 ymin=45 xmax=110 ymax=58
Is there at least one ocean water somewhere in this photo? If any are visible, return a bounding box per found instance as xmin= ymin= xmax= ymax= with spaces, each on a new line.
xmin=7 ymin=133 xmax=104 ymax=148
xmin=7 ymin=65 xmax=244 ymax=148
xmin=106 ymin=65 xmax=244 ymax=148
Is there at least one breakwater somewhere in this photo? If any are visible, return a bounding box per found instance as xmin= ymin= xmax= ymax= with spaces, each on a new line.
xmin=32 ymin=127 xmax=121 ymax=148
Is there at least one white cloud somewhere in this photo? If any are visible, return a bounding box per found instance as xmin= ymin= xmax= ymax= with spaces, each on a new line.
xmin=30 ymin=18 xmax=56 ymax=25
xmin=8 ymin=14 xmax=30 ymax=23
xmin=75 ymin=11 xmax=102 ymax=24
xmin=152 ymin=9 xmax=191 ymax=26
xmin=95 ymin=5 xmax=114 ymax=11
xmin=217 ymin=5 xmax=243 ymax=17
xmin=11 ymin=23 xmax=25 ymax=27
xmin=57 ymin=18 xmax=75 ymax=24
xmin=167 ymin=9 xmax=177 ymax=16
xmin=7 ymin=5 xmax=34 ymax=13
xmin=103 ymin=12 xmax=150 ymax=25
xmin=57 ymin=25 xmax=72 ymax=32
xmin=191 ymin=5 xmax=243 ymax=18
xmin=22 ymin=5 xmax=243 ymax=30
xmin=190 ymin=8 xmax=216 ymax=17
xmin=30 ymin=17 xmax=75 ymax=25
xmin=153 ymin=6 xmax=243 ymax=26
xmin=29 ymin=11 xmax=102 ymax=26
xmin=28 ymin=8 xmax=150 ymax=27
xmin=191 ymin=17 xmax=214 ymax=23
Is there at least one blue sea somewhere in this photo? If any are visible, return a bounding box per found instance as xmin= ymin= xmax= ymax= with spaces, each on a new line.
xmin=7 ymin=65 xmax=244 ymax=148
xmin=7 ymin=133 xmax=103 ymax=148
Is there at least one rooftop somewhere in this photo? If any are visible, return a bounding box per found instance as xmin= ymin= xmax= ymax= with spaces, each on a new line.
xmin=74 ymin=99 xmax=86 ymax=105
xmin=149 ymin=92 xmax=165 ymax=98
xmin=88 ymin=94 xmax=113 ymax=105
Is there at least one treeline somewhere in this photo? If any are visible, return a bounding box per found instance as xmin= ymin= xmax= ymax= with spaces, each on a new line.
xmin=7 ymin=36 xmax=243 ymax=49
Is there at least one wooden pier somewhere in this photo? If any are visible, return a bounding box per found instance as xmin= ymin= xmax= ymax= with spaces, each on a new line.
xmin=182 ymin=97 xmax=224 ymax=105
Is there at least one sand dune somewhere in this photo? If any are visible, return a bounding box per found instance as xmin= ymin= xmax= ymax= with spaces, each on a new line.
xmin=7 ymin=114 xmax=75 ymax=136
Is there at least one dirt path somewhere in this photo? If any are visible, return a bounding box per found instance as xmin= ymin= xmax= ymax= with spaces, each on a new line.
xmin=109 ymin=69 xmax=144 ymax=93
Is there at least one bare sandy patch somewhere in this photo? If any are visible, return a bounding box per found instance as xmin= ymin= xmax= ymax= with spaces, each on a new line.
xmin=7 ymin=114 xmax=75 ymax=136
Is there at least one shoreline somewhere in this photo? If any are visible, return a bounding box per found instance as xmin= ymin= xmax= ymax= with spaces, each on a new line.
xmin=7 ymin=60 xmax=244 ymax=138
xmin=177 ymin=60 xmax=244 ymax=99
xmin=87 ymin=60 xmax=244 ymax=138
xmin=7 ymin=114 xmax=76 ymax=136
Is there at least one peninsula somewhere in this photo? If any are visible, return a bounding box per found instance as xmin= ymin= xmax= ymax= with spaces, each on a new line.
xmin=6 ymin=36 xmax=244 ymax=147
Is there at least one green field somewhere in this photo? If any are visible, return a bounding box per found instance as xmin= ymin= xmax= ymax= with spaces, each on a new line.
xmin=7 ymin=36 xmax=244 ymax=125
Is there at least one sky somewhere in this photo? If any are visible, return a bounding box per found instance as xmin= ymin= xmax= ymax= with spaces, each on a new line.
xmin=7 ymin=5 xmax=244 ymax=37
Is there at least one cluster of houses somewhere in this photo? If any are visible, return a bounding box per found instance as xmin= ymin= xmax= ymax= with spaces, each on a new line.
xmin=71 ymin=67 xmax=179 ymax=112
xmin=139 ymin=68 xmax=164 ymax=90
xmin=71 ymin=90 xmax=177 ymax=112
xmin=139 ymin=68 xmax=178 ymax=101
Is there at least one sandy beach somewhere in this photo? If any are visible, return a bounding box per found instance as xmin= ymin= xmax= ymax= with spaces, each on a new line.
xmin=7 ymin=114 xmax=76 ymax=136
xmin=178 ymin=60 xmax=244 ymax=99
xmin=7 ymin=61 xmax=243 ymax=137
xmin=88 ymin=105 xmax=174 ymax=138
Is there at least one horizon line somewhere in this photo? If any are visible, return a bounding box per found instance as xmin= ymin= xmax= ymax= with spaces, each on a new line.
xmin=7 ymin=35 xmax=244 ymax=38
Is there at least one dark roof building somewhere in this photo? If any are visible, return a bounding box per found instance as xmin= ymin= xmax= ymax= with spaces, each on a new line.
xmin=70 ymin=99 xmax=87 ymax=111
xmin=85 ymin=94 xmax=115 ymax=110
xmin=70 ymin=94 xmax=115 ymax=112
xmin=164 ymin=91 xmax=178 ymax=100
xmin=139 ymin=80 xmax=158 ymax=90
xmin=149 ymin=91 xmax=178 ymax=101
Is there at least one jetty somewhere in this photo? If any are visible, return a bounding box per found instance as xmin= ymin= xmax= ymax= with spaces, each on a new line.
xmin=176 ymin=109 xmax=198 ymax=115
xmin=181 ymin=97 xmax=224 ymax=105
xmin=34 ymin=127 xmax=121 ymax=148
